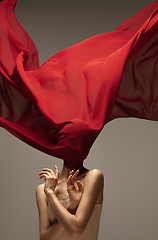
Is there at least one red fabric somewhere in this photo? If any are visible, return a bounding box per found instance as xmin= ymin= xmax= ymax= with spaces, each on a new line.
xmin=0 ymin=0 xmax=158 ymax=168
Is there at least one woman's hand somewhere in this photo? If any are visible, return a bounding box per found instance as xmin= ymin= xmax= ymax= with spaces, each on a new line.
xmin=38 ymin=165 xmax=60 ymax=195
xmin=66 ymin=170 xmax=83 ymax=210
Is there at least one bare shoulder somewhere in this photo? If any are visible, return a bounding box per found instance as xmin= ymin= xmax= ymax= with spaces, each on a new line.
xmin=85 ymin=168 xmax=104 ymax=183
xmin=36 ymin=183 xmax=47 ymax=201
xmin=84 ymin=168 xmax=104 ymax=191
xmin=84 ymin=169 xmax=104 ymax=204
xmin=36 ymin=183 xmax=45 ymax=193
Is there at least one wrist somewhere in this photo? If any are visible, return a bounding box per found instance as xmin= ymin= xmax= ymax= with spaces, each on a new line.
xmin=45 ymin=188 xmax=55 ymax=198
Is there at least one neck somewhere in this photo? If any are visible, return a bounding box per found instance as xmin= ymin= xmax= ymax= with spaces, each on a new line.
xmin=59 ymin=162 xmax=89 ymax=181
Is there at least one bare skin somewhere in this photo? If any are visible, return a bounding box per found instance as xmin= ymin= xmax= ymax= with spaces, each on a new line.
xmin=36 ymin=163 xmax=104 ymax=240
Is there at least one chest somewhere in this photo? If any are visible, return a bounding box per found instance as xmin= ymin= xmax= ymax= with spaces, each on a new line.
xmin=47 ymin=179 xmax=85 ymax=223
xmin=47 ymin=190 xmax=70 ymax=224
xmin=54 ymin=178 xmax=85 ymax=199
xmin=54 ymin=182 xmax=68 ymax=198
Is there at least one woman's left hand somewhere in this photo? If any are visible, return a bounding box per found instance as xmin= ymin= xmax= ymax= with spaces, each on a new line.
xmin=67 ymin=170 xmax=83 ymax=210
xmin=38 ymin=165 xmax=60 ymax=195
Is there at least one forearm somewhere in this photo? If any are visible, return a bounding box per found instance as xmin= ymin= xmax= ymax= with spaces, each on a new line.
xmin=40 ymin=221 xmax=64 ymax=240
xmin=46 ymin=192 xmax=79 ymax=238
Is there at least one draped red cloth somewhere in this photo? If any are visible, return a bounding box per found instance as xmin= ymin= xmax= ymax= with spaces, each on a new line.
xmin=0 ymin=0 xmax=158 ymax=168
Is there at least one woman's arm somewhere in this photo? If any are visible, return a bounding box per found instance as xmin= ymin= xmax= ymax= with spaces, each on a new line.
xmin=36 ymin=184 xmax=65 ymax=240
xmin=42 ymin=168 xmax=104 ymax=240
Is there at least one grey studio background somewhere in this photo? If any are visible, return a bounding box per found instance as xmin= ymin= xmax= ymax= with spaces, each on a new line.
xmin=0 ymin=0 xmax=158 ymax=239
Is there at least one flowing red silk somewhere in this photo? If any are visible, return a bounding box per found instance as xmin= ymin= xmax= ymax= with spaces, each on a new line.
xmin=0 ymin=0 xmax=158 ymax=168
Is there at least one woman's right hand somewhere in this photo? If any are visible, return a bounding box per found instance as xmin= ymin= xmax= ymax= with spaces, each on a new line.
xmin=38 ymin=165 xmax=60 ymax=195
xmin=66 ymin=170 xmax=83 ymax=211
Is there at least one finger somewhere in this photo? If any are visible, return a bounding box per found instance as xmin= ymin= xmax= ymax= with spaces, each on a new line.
xmin=71 ymin=169 xmax=79 ymax=183
xmin=70 ymin=170 xmax=74 ymax=175
xmin=67 ymin=170 xmax=74 ymax=180
xmin=38 ymin=171 xmax=51 ymax=177
xmin=67 ymin=174 xmax=73 ymax=185
xmin=42 ymin=168 xmax=54 ymax=175
xmin=54 ymin=165 xmax=60 ymax=178
xmin=38 ymin=171 xmax=50 ymax=175
xmin=68 ymin=170 xmax=74 ymax=179
xmin=77 ymin=180 xmax=83 ymax=192
xmin=39 ymin=174 xmax=48 ymax=181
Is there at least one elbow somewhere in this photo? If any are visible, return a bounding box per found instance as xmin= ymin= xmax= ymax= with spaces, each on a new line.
xmin=40 ymin=232 xmax=43 ymax=240
xmin=69 ymin=231 xmax=82 ymax=240
xmin=69 ymin=224 xmax=84 ymax=240
xmin=40 ymin=230 xmax=47 ymax=240
xmin=40 ymin=236 xmax=43 ymax=240
xmin=40 ymin=234 xmax=44 ymax=240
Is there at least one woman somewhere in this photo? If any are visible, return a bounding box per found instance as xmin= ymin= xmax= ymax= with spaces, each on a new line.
xmin=36 ymin=163 xmax=104 ymax=240
xmin=0 ymin=1 xmax=158 ymax=238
